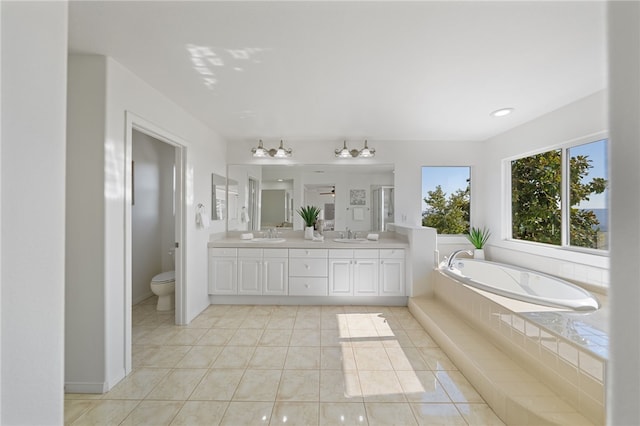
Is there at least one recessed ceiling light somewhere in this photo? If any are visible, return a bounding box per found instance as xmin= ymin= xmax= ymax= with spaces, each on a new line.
xmin=490 ymin=108 xmax=514 ymax=117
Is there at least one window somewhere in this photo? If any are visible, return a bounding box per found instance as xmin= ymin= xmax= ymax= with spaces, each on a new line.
xmin=421 ymin=166 xmax=470 ymax=234
xmin=511 ymin=139 xmax=608 ymax=250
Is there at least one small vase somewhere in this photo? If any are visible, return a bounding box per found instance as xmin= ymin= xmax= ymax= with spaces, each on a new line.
xmin=304 ymin=226 xmax=314 ymax=240
xmin=474 ymin=249 xmax=485 ymax=260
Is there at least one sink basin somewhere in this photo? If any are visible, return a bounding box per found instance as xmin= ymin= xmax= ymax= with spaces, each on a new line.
xmin=333 ymin=238 xmax=376 ymax=244
xmin=248 ymin=238 xmax=286 ymax=243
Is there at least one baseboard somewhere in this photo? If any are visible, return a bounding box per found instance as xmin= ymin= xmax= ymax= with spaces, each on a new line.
xmin=132 ymin=291 xmax=154 ymax=305
xmin=208 ymin=295 xmax=408 ymax=306
xmin=64 ymin=381 xmax=107 ymax=394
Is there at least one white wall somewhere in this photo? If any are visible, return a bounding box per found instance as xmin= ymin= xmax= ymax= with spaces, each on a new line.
xmin=66 ymin=55 xmax=227 ymax=392
xmin=1 ymin=1 xmax=67 ymax=424
xmin=608 ymin=2 xmax=640 ymax=424
xmin=65 ymin=55 xmax=107 ymax=393
xmin=132 ymin=130 xmax=175 ymax=304
xmin=479 ymin=90 xmax=609 ymax=289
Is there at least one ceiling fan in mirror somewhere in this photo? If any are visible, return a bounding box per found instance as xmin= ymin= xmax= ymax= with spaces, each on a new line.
xmin=320 ymin=186 xmax=335 ymax=196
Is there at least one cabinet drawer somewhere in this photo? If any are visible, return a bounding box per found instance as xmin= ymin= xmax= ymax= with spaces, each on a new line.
xmin=238 ymin=248 xmax=262 ymax=257
xmin=289 ymin=258 xmax=328 ymax=277
xmin=209 ymin=248 xmax=238 ymax=257
xmin=289 ymin=277 xmax=328 ymax=296
xmin=263 ymin=248 xmax=288 ymax=258
xmin=328 ymin=249 xmax=354 ymax=259
xmin=379 ymin=249 xmax=405 ymax=259
xmin=289 ymin=249 xmax=328 ymax=258
xmin=354 ymin=249 xmax=379 ymax=259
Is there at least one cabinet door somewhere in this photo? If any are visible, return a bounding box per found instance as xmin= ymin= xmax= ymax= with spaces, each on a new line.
xmin=379 ymin=258 xmax=405 ymax=296
xmin=263 ymin=258 xmax=288 ymax=295
xmin=353 ymin=259 xmax=379 ymax=295
xmin=329 ymin=259 xmax=352 ymax=295
xmin=209 ymin=257 xmax=237 ymax=294
xmin=238 ymin=257 xmax=262 ymax=295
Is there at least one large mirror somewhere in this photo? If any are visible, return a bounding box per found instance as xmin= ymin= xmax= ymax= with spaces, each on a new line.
xmin=227 ymin=164 xmax=394 ymax=232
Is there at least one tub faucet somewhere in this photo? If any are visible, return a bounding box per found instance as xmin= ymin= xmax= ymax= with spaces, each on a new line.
xmin=446 ymin=249 xmax=473 ymax=269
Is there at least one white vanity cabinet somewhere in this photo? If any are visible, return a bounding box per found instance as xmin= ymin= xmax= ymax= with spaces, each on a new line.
xmin=329 ymin=249 xmax=379 ymax=296
xmin=288 ymin=249 xmax=328 ymax=296
xmin=208 ymin=248 xmax=238 ymax=294
xmin=208 ymin=245 xmax=406 ymax=299
xmin=237 ymin=249 xmax=262 ymax=295
xmin=262 ymin=249 xmax=289 ymax=295
xmin=379 ymin=249 xmax=405 ymax=296
xmin=237 ymin=248 xmax=288 ymax=295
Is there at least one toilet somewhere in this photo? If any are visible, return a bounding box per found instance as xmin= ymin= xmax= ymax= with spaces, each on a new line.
xmin=150 ymin=271 xmax=175 ymax=311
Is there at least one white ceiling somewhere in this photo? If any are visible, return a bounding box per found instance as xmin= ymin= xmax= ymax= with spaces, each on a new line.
xmin=68 ymin=1 xmax=607 ymax=143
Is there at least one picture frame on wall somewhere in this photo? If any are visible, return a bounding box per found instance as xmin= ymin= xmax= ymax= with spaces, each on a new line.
xmin=350 ymin=189 xmax=366 ymax=205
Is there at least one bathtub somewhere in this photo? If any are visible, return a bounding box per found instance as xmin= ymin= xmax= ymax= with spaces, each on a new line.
xmin=440 ymin=258 xmax=600 ymax=311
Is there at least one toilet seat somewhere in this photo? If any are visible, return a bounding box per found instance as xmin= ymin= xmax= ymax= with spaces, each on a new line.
xmin=152 ymin=271 xmax=175 ymax=283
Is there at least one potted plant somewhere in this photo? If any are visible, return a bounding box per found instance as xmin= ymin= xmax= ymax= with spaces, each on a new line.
xmin=467 ymin=226 xmax=491 ymax=259
xmin=297 ymin=205 xmax=320 ymax=239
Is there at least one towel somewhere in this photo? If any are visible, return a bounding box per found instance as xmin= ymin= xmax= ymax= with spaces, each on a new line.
xmin=241 ymin=233 xmax=254 ymax=240
xmin=367 ymin=233 xmax=379 ymax=241
xmin=196 ymin=209 xmax=210 ymax=229
xmin=240 ymin=207 xmax=250 ymax=223
xmin=353 ymin=207 xmax=364 ymax=221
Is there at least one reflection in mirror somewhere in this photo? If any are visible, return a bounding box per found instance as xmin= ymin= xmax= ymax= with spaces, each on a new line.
xmin=228 ymin=164 xmax=394 ymax=232
xmin=372 ymin=186 xmax=394 ymax=232
xmin=211 ymin=173 xmax=228 ymax=221
xmin=261 ymin=178 xmax=293 ymax=228
xmin=303 ymin=184 xmax=336 ymax=231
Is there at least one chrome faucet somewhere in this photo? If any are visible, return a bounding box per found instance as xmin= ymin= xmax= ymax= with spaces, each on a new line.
xmin=446 ymin=249 xmax=473 ymax=269
xmin=346 ymin=228 xmax=352 ymax=239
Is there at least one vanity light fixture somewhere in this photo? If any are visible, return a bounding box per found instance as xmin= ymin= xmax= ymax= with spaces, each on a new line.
xmin=271 ymin=140 xmax=292 ymax=158
xmin=335 ymin=140 xmax=358 ymax=158
xmin=251 ymin=139 xmax=269 ymax=157
xmin=251 ymin=139 xmax=292 ymax=158
xmin=335 ymin=140 xmax=375 ymax=158
xmin=490 ymin=107 xmax=514 ymax=117
xmin=358 ymin=140 xmax=375 ymax=158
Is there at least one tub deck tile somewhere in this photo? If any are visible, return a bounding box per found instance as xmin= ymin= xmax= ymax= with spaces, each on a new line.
xmin=408 ymin=297 xmax=596 ymax=426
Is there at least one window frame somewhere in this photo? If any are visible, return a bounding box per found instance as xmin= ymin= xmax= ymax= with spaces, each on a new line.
xmin=505 ymin=133 xmax=609 ymax=255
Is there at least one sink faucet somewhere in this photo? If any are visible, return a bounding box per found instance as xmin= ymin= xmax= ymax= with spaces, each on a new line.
xmin=346 ymin=228 xmax=352 ymax=239
xmin=446 ymin=249 xmax=472 ymax=269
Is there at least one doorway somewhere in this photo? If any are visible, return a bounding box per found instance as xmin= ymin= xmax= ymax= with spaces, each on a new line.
xmin=131 ymin=130 xmax=176 ymax=305
xmin=124 ymin=112 xmax=186 ymax=375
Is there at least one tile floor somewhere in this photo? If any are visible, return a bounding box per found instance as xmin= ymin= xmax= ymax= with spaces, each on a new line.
xmin=65 ymin=298 xmax=504 ymax=425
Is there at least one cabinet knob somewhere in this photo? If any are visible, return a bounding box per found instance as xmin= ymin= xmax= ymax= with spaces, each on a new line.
xmin=305 ymin=284 xmax=310 ymax=288
xmin=381 ymin=260 xmax=384 ymax=264
xmin=305 ymin=264 xmax=310 ymax=270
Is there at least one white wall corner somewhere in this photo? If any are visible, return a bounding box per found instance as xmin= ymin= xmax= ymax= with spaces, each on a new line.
xmin=391 ymin=225 xmax=438 ymax=297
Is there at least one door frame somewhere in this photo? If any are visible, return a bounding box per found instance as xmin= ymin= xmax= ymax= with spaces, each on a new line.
xmin=124 ymin=111 xmax=187 ymax=374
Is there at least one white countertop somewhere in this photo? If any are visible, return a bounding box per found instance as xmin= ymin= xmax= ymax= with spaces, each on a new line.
xmin=208 ymin=236 xmax=408 ymax=249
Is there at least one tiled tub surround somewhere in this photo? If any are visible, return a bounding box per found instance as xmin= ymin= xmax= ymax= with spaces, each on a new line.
xmin=422 ymin=270 xmax=606 ymax=425
xmin=65 ymin=299 xmax=505 ymax=425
